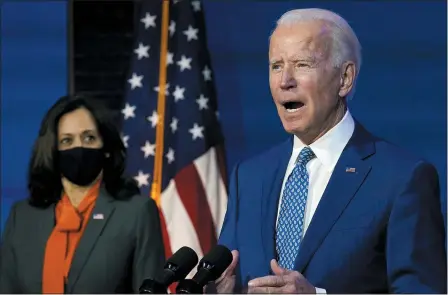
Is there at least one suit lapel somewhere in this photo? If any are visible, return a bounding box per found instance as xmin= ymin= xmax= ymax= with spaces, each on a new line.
xmin=261 ymin=137 xmax=293 ymax=267
xmin=294 ymin=122 xmax=375 ymax=272
xmin=35 ymin=204 xmax=57 ymax=292
xmin=67 ymin=188 xmax=115 ymax=292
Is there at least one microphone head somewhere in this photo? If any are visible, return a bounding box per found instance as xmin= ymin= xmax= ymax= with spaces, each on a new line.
xmin=166 ymin=246 xmax=199 ymax=281
xmin=197 ymin=245 xmax=233 ymax=281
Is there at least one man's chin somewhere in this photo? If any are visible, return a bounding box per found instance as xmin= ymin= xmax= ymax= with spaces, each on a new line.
xmin=282 ymin=124 xmax=307 ymax=136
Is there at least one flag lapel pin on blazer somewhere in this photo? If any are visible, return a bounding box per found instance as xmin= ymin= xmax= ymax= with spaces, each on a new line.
xmin=93 ymin=213 xmax=104 ymax=220
xmin=345 ymin=167 xmax=356 ymax=173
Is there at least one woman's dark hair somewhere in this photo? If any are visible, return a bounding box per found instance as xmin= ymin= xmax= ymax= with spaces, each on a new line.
xmin=28 ymin=94 xmax=140 ymax=207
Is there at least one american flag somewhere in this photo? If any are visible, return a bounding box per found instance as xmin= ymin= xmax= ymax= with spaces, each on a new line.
xmin=121 ymin=0 xmax=228 ymax=276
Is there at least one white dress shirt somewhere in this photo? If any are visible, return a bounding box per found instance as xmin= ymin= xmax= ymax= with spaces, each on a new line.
xmin=275 ymin=110 xmax=355 ymax=294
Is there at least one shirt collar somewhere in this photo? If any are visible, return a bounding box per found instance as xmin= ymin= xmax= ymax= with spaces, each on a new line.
xmin=292 ymin=109 xmax=355 ymax=172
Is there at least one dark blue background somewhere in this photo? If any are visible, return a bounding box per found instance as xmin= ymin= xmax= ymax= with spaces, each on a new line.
xmin=203 ymin=1 xmax=447 ymax=220
xmin=1 ymin=0 xmax=446 ymax=231
xmin=1 ymin=1 xmax=68 ymax=231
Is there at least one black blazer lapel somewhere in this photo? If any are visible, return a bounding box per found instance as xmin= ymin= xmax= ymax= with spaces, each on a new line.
xmin=67 ymin=189 xmax=115 ymax=292
xmin=261 ymin=137 xmax=293 ymax=267
xmin=294 ymin=122 xmax=375 ymax=273
xmin=34 ymin=204 xmax=57 ymax=292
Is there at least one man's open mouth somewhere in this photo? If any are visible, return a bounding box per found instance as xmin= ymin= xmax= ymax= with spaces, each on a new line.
xmin=283 ymin=101 xmax=305 ymax=113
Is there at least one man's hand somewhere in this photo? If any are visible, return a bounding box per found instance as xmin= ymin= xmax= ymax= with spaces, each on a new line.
xmin=247 ymin=259 xmax=316 ymax=294
xmin=205 ymin=250 xmax=239 ymax=294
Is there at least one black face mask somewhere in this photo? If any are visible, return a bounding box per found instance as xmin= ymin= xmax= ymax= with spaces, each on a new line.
xmin=58 ymin=147 xmax=105 ymax=186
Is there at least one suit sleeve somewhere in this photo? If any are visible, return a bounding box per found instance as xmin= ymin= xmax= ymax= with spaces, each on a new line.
xmin=0 ymin=202 xmax=20 ymax=293
xmin=387 ymin=161 xmax=447 ymax=293
xmin=218 ymin=162 xmax=240 ymax=251
xmin=217 ymin=163 xmax=243 ymax=292
xmin=132 ymin=198 xmax=166 ymax=293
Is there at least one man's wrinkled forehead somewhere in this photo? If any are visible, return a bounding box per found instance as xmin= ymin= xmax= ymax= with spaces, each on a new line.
xmin=269 ymin=21 xmax=332 ymax=60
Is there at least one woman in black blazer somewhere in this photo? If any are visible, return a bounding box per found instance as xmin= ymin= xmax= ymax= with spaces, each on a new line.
xmin=0 ymin=95 xmax=165 ymax=293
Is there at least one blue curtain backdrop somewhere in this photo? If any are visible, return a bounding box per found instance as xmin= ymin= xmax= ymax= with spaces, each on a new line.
xmin=0 ymin=0 xmax=446 ymax=231
xmin=0 ymin=1 xmax=68 ymax=231
xmin=203 ymin=1 xmax=447 ymax=221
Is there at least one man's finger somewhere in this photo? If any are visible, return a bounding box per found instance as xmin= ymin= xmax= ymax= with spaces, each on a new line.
xmin=270 ymin=259 xmax=288 ymax=276
xmin=230 ymin=250 xmax=239 ymax=269
xmin=216 ymin=275 xmax=236 ymax=294
xmin=248 ymin=286 xmax=281 ymax=294
xmin=225 ymin=250 xmax=239 ymax=275
xmin=218 ymin=250 xmax=239 ymax=280
xmin=248 ymin=275 xmax=286 ymax=287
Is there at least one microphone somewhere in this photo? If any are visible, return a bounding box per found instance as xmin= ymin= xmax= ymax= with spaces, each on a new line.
xmin=175 ymin=245 xmax=233 ymax=294
xmin=139 ymin=246 xmax=199 ymax=294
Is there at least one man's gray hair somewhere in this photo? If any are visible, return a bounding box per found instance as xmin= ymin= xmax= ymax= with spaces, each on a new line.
xmin=274 ymin=8 xmax=362 ymax=99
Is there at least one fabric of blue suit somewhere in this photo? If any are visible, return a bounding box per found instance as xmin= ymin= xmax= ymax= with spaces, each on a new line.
xmin=218 ymin=121 xmax=447 ymax=293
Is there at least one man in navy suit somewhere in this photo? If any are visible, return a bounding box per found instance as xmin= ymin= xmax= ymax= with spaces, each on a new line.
xmin=214 ymin=8 xmax=447 ymax=294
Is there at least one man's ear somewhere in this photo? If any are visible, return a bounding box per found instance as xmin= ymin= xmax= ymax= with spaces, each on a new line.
xmin=338 ymin=61 xmax=356 ymax=97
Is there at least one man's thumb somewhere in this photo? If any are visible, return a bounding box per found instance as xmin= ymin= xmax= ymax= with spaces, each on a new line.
xmin=271 ymin=259 xmax=287 ymax=275
xmin=223 ymin=250 xmax=239 ymax=276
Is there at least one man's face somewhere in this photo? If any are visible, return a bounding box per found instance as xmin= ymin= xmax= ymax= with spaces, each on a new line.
xmin=269 ymin=21 xmax=349 ymax=142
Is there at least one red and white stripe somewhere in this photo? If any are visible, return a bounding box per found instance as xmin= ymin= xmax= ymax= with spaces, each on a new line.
xmin=158 ymin=145 xmax=228 ymax=279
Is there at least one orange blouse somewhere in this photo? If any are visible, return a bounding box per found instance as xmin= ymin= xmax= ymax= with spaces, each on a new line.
xmin=42 ymin=181 xmax=101 ymax=294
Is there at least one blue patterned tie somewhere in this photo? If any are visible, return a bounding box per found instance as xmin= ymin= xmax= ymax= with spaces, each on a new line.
xmin=276 ymin=146 xmax=316 ymax=269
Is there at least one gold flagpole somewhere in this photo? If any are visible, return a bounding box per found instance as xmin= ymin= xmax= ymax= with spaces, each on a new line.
xmin=151 ymin=0 xmax=170 ymax=207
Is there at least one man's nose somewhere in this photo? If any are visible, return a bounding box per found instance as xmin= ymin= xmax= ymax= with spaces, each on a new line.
xmin=280 ymin=66 xmax=297 ymax=90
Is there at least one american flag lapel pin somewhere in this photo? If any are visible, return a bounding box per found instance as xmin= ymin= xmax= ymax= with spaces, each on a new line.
xmin=93 ymin=213 xmax=104 ymax=220
xmin=345 ymin=167 xmax=356 ymax=173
